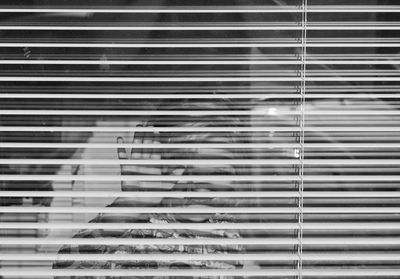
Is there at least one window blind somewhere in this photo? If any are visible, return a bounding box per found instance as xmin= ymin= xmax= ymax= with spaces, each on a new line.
xmin=0 ymin=0 xmax=399 ymax=278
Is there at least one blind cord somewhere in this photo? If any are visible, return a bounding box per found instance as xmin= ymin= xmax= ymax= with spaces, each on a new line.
xmin=298 ymin=0 xmax=308 ymax=278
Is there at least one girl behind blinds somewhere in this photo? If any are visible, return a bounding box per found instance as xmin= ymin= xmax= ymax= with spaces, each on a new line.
xmin=53 ymin=99 xmax=248 ymax=279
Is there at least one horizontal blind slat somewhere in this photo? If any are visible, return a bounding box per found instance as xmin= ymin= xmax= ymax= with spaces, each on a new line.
xmin=2 ymin=207 xmax=400 ymax=214
xmin=2 ymin=222 xmax=400 ymax=230
xmin=1 ymin=253 xmax=399 ymax=262
xmin=1 ymin=6 xmax=400 ymax=13
xmin=1 ymin=159 xmax=399 ymax=165
xmin=2 ymin=237 xmax=400 ymax=246
xmin=2 ymin=111 xmax=400 ymax=116
xmin=2 ymin=191 xmax=400 ymax=198
xmin=1 ymin=269 xmax=400 ymax=277
xmin=0 ymin=269 xmax=299 ymax=277
xmin=2 ymin=142 xmax=400 ymax=148
xmin=2 ymin=24 xmax=400 ymax=30
xmin=2 ymin=175 xmax=400 ymax=181
xmin=2 ymin=60 xmax=400 ymax=65
xmin=2 ymin=43 xmax=400 ymax=48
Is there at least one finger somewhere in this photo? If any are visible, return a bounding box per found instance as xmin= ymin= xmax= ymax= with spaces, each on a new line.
xmin=143 ymin=131 xmax=154 ymax=160
xmin=137 ymin=166 xmax=161 ymax=175
xmin=150 ymin=151 xmax=161 ymax=160
xmin=131 ymin=124 xmax=143 ymax=160
xmin=150 ymin=128 xmax=161 ymax=160
xmin=150 ymin=140 xmax=161 ymax=160
xmin=124 ymin=165 xmax=161 ymax=175
xmin=147 ymin=124 xmax=155 ymax=159
xmin=120 ymin=165 xmax=140 ymax=175
xmin=153 ymin=129 xmax=160 ymax=156
xmin=117 ymin=137 xmax=128 ymax=160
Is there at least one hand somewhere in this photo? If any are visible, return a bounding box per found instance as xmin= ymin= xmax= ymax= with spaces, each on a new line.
xmin=116 ymin=124 xmax=168 ymax=205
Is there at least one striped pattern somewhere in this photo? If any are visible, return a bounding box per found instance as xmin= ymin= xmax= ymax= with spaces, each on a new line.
xmin=1 ymin=0 xmax=400 ymax=278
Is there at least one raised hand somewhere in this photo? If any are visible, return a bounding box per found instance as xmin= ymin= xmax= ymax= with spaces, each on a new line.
xmin=116 ymin=124 xmax=168 ymax=205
